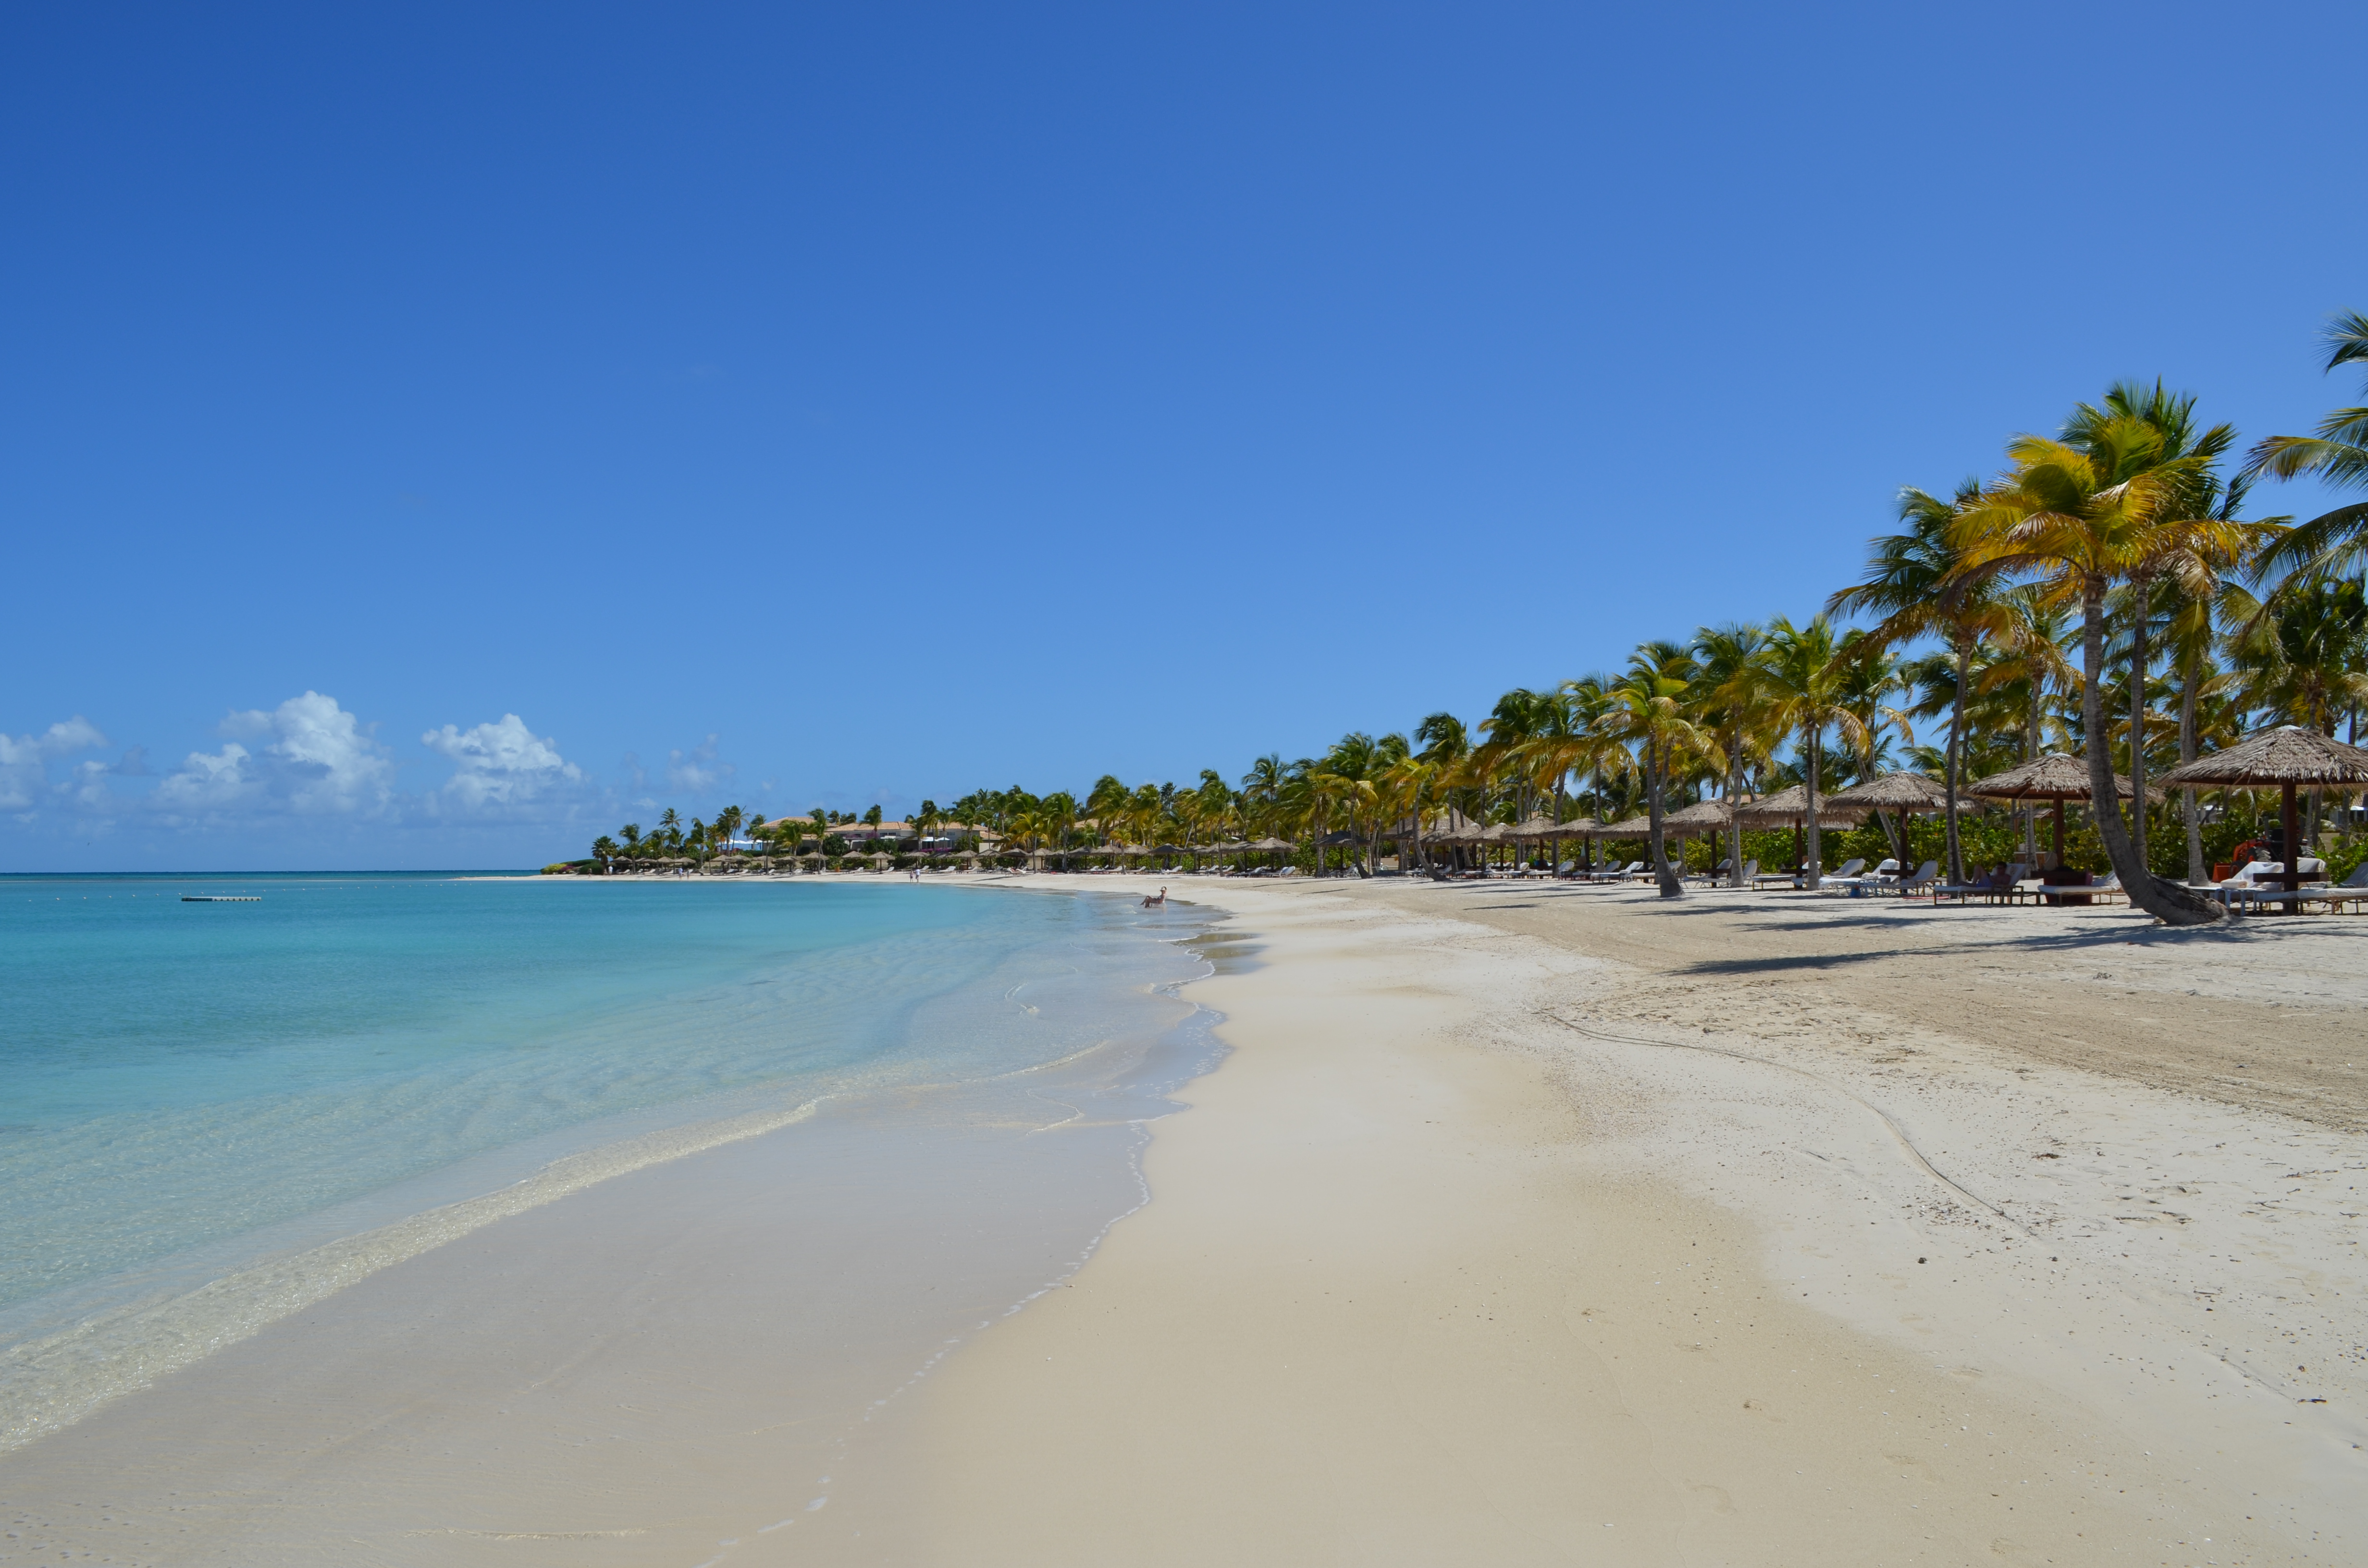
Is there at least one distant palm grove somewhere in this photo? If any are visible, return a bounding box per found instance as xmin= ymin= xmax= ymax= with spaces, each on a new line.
xmin=568 ymin=317 xmax=2368 ymax=928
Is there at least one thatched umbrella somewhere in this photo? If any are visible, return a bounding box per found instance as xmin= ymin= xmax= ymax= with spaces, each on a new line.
xmin=1506 ymin=813 xmax=1582 ymax=871
xmin=1654 ymin=799 xmax=1730 ymax=877
xmin=1246 ymin=835 xmax=1295 ymax=872
xmin=1824 ymin=771 xmax=1949 ymax=811
xmin=2161 ymin=726 xmax=2368 ymax=905
xmin=1729 ymin=785 xmax=1865 ymax=873
xmin=1728 ymin=784 xmax=1868 ymax=825
xmin=1824 ymin=772 xmax=1949 ymax=869
xmin=1967 ymin=753 xmax=2148 ymax=869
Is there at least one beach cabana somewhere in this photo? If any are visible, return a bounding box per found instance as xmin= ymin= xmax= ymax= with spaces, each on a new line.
xmin=1824 ymin=772 xmax=1949 ymax=867
xmin=1823 ymin=772 xmax=1948 ymax=812
xmin=1730 ymin=784 xmax=1866 ymax=875
xmin=1656 ymin=799 xmax=1732 ymax=878
xmin=1966 ymin=753 xmax=2147 ymax=869
xmin=2161 ymin=726 xmax=2368 ymax=910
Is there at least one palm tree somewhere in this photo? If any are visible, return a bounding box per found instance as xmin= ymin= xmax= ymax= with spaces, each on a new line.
xmin=1412 ymin=712 xmax=1472 ymax=871
xmin=1602 ymin=641 xmax=1708 ymax=897
xmin=1237 ymin=756 xmax=1285 ymax=842
xmin=1836 ymin=636 xmax=1915 ymax=861
xmin=1475 ymin=690 xmax=1551 ymax=827
xmin=1952 ymin=393 xmax=2246 ymax=925
xmin=1754 ymin=615 xmax=1866 ymax=886
xmin=1828 ymin=481 xmax=2013 ymax=884
xmin=592 ymin=835 xmax=619 ymax=871
xmin=2242 ymin=308 xmax=2368 ymax=582
xmin=1689 ymin=624 xmax=1769 ymax=886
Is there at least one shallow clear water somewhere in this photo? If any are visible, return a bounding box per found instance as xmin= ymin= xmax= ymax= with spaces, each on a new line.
xmin=0 ymin=874 xmax=1199 ymax=1339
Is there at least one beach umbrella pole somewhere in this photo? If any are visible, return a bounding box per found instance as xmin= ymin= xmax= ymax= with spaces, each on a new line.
xmin=2283 ymin=781 xmax=2301 ymax=913
xmin=2052 ymin=799 xmax=2064 ymax=869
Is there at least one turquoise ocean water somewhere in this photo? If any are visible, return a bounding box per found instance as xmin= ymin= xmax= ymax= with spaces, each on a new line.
xmin=0 ymin=874 xmax=1200 ymax=1373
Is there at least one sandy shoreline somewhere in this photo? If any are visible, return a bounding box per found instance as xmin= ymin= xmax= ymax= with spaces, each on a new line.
xmin=5 ymin=871 xmax=2361 ymax=1564
xmin=867 ymin=873 xmax=2364 ymax=1565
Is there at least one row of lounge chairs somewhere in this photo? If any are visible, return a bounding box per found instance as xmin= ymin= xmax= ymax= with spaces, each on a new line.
xmin=2211 ymin=858 xmax=2368 ymax=913
xmin=1502 ymin=852 xmax=2368 ymax=914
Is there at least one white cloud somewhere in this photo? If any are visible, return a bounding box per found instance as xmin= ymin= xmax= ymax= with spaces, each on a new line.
xmin=666 ymin=734 xmax=733 ymax=793
xmin=154 ymin=692 xmax=394 ymax=821
xmin=422 ymin=713 xmax=584 ymax=812
xmin=0 ymin=716 xmax=108 ymax=810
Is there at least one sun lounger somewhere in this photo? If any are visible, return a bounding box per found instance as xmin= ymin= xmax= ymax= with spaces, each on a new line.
xmin=1935 ymin=870 xmax=2029 ymax=906
xmin=1892 ymin=860 xmax=1939 ymax=897
xmin=2306 ymin=865 xmax=2368 ymax=912
xmin=1591 ymin=860 xmax=1644 ymax=883
xmin=1813 ymin=858 xmax=1868 ymax=892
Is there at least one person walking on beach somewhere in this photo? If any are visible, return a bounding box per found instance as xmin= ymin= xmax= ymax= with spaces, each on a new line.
xmin=1141 ymin=886 xmax=1167 ymax=908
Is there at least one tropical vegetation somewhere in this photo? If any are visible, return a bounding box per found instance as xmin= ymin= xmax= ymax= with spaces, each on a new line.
xmin=572 ymin=321 xmax=2368 ymax=920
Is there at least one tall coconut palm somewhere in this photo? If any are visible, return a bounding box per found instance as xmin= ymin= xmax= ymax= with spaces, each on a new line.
xmin=1968 ymin=587 xmax=2079 ymax=865
xmin=1412 ymin=712 xmax=1474 ymax=871
xmin=1951 ymin=397 xmax=2246 ymax=925
xmin=1689 ymin=623 xmax=1770 ymax=886
xmin=1754 ymin=615 xmax=1866 ymax=885
xmin=1476 ymin=689 xmax=1553 ymax=826
xmin=1602 ymin=641 xmax=1708 ymax=897
xmin=2242 ymin=308 xmax=2368 ymax=582
xmin=1827 ymin=481 xmax=2013 ymax=884
xmin=1085 ymin=775 xmax=1129 ymax=845
xmin=1837 ymin=637 xmax=1915 ymax=861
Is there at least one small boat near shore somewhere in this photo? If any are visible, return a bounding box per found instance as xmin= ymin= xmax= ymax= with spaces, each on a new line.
xmin=181 ymin=895 xmax=260 ymax=902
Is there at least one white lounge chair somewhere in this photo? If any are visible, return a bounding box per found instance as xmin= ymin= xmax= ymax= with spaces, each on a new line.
xmin=1814 ymin=857 xmax=1868 ymax=891
xmin=2306 ymin=861 xmax=2368 ymax=912
xmin=1893 ymin=859 xmax=1939 ymax=896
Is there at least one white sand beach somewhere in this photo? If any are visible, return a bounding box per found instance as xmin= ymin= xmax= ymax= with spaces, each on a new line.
xmin=862 ymin=874 xmax=2365 ymax=1566
xmin=6 ymin=872 xmax=2362 ymax=1566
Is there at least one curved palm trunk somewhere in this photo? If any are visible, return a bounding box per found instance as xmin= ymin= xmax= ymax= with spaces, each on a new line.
xmin=2080 ymin=580 xmax=2219 ymax=925
xmin=1648 ymin=739 xmax=1685 ymax=898
xmin=1944 ymin=641 xmax=1968 ymax=885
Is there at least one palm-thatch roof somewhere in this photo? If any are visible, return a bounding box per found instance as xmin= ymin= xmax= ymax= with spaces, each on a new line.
xmin=1823 ymin=771 xmax=1949 ymax=811
xmin=1967 ymin=753 xmax=2150 ymax=802
xmin=1251 ymin=836 xmax=1296 ymax=851
xmin=1597 ymin=814 xmax=1655 ymax=835
xmin=2158 ymin=725 xmax=2368 ymax=788
xmin=1728 ymin=784 xmax=1868 ymax=825
xmin=1507 ymin=814 xmax=1587 ymax=838
xmin=1658 ymin=799 xmax=1732 ymax=831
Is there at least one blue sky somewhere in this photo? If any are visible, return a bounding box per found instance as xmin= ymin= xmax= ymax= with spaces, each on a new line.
xmin=5 ymin=2 xmax=2364 ymax=869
